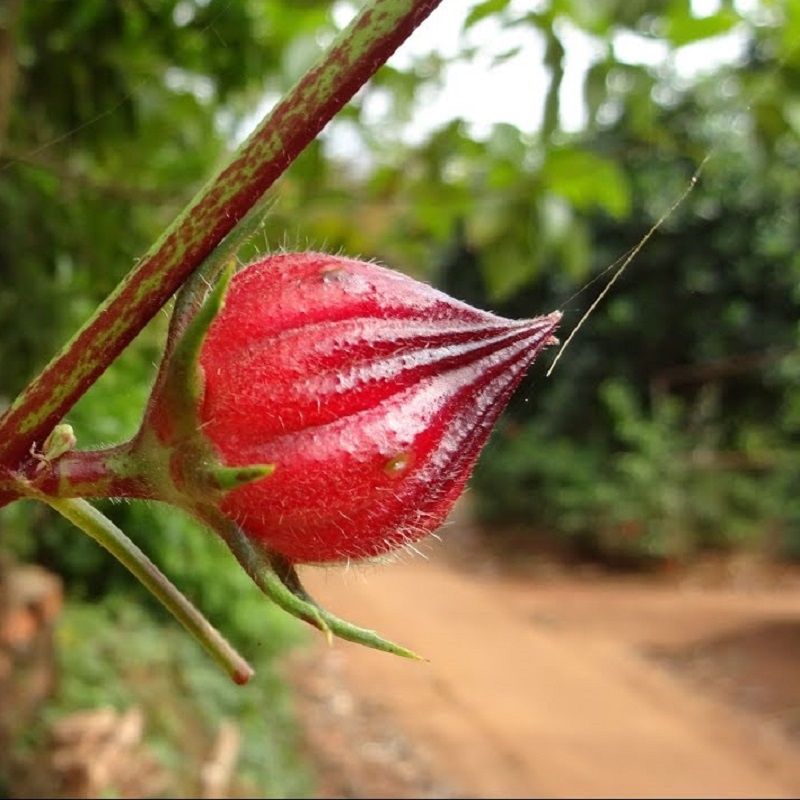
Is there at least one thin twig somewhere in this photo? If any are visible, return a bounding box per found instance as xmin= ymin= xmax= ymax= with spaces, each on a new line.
xmin=37 ymin=495 xmax=254 ymax=684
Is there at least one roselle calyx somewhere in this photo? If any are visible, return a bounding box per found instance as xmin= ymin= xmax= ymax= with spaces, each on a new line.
xmin=149 ymin=253 xmax=560 ymax=560
xmin=128 ymin=252 xmax=560 ymax=656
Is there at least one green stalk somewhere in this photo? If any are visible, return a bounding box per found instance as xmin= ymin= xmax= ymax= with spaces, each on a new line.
xmin=0 ymin=0 xmax=443 ymax=478
xmin=39 ymin=495 xmax=254 ymax=685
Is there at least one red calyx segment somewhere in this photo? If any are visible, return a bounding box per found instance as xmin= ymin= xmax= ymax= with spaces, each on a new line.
xmin=197 ymin=252 xmax=560 ymax=565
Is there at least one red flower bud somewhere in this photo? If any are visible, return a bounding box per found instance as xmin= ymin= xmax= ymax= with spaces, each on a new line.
xmin=186 ymin=252 xmax=560 ymax=565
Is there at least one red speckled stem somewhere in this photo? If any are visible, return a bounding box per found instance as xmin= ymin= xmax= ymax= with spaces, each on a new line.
xmin=20 ymin=442 xmax=154 ymax=501
xmin=0 ymin=0 xmax=443 ymax=485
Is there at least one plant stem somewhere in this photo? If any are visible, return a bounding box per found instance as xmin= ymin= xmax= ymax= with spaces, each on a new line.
xmin=25 ymin=442 xmax=152 ymax=501
xmin=39 ymin=495 xmax=254 ymax=685
xmin=0 ymin=0 xmax=443 ymax=478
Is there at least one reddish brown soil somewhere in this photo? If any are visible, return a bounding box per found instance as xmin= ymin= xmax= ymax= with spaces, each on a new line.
xmin=286 ymin=524 xmax=800 ymax=799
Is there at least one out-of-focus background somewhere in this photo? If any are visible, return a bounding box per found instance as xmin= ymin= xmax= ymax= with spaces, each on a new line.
xmin=0 ymin=1 xmax=798 ymax=797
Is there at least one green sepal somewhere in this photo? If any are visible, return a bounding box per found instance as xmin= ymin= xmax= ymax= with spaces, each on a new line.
xmin=209 ymin=463 xmax=276 ymax=492
xmin=167 ymin=192 xmax=275 ymax=346
xmin=140 ymin=195 xmax=277 ymax=498
xmin=199 ymin=505 xmax=424 ymax=661
xmin=160 ymin=263 xmax=234 ymax=440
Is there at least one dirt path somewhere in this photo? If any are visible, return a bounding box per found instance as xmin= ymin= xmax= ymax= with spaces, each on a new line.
xmin=287 ymin=532 xmax=800 ymax=799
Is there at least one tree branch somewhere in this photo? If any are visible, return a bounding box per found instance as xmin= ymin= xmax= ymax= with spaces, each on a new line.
xmin=0 ymin=0 xmax=22 ymax=153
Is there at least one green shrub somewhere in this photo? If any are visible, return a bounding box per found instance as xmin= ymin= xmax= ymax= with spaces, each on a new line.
xmin=473 ymin=378 xmax=794 ymax=565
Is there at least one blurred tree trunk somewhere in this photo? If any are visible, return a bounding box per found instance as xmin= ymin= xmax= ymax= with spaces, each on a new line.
xmin=0 ymin=0 xmax=22 ymax=152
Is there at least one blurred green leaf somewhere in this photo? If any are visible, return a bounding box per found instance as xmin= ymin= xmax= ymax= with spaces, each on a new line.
xmin=542 ymin=147 xmax=631 ymax=218
xmin=665 ymin=1 xmax=741 ymax=46
xmin=465 ymin=0 xmax=514 ymax=29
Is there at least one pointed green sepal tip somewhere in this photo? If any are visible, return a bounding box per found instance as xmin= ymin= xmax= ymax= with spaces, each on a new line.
xmin=160 ymin=263 xmax=236 ymax=433
xmin=171 ymin=262 xmax=235 ymax=376
xmin=207 ymin=514 xmax=425 ymax=661
xmin=211 ymin=463 xmax=275 ymax=492
xmin=323 ymin=616 xmax=424 ymax=661
xmin=259 ymin=554 xmax=425 ymax=660
xmin=277 ymin=571 xmax=424 ymax=659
